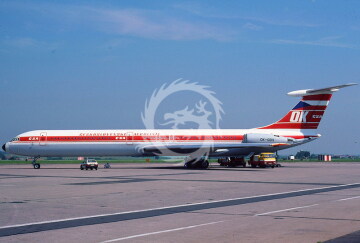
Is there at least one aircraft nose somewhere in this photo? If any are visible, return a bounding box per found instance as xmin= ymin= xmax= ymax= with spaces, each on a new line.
xmin=2 ymin=143 xmax=6 ymax=152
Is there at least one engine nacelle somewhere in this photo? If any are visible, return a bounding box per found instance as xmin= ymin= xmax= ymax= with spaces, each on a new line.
xmin=243 ymin=133 xmax=289 ymax=143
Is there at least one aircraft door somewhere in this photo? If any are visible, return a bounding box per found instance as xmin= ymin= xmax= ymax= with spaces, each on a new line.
xmin=126 ymin=132 xmax=133 ymax=144
xmin=39 ymin=132 xmax=47 ymax=146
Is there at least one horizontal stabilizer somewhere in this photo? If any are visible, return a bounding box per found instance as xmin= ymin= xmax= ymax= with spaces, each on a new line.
xmin=287 ymin=83 xmax=357 ymax=97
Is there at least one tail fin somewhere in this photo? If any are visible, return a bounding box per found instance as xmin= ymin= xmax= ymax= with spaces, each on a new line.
xmin=258 ymin=83 xmax=357 ymax=130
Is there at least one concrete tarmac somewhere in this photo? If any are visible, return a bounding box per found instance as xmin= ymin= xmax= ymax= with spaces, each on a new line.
xmin=0 ymin=162 xmax=360 ymax=242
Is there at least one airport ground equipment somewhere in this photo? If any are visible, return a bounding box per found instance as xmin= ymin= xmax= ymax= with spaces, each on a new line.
xmin=248 ymin=153 xmax=277 ymax=168
xmin=218 ymin=157 xmax=247 ymax=167
xmin=80 ymin=159 xmax=98 ymax=170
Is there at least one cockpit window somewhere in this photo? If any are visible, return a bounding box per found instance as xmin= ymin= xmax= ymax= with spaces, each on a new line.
xmin=11 ymin=137 xmax=20 ymax=142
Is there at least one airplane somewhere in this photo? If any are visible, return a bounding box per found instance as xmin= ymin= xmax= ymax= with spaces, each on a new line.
xmin=2 ymin=83 xmax=357 ymax=169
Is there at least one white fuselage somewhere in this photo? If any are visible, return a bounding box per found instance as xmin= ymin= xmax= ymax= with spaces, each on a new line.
xmin=5 ymin=129 xmax=319 ymax=158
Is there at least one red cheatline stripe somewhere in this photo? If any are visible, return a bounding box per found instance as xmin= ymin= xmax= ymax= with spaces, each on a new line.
xmin=15 ymin=140 xmax=240 ymax=144
xmin=302 ymin=94 xmax=332 ymax=101
xmin=19 ymin=135 xmax=246 ymax=143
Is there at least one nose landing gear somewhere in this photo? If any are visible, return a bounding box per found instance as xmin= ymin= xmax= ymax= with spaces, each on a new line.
xmin=32 ymin=156 xmax=41 ymax=169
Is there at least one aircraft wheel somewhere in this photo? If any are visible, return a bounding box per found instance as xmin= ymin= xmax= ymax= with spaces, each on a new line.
xmin=201 ymin=160 xmax=209 ymax=169
xmin=33 ymin=163 xmax=40 ymax=169
xmin=184 ymin=162 xmax=191 ymax=169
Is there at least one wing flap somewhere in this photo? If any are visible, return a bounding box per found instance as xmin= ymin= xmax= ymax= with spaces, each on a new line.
xmin=142 ymin=143 xmax=290 ymax=153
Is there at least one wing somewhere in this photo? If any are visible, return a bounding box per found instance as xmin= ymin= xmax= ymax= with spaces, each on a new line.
xmin=141 ymin=143 xmax=290 ymax=154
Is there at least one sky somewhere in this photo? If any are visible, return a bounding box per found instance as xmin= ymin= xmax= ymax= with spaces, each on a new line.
xmin=1 ymin=0 xmax=359 ymax=155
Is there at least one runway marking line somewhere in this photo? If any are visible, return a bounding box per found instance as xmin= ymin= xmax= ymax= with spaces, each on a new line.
xmin=0 ymin=182 xmax=359 ymax=230
xmin=1 ymin=182 xmax=360 ymax=238
xmin=337 ymin=195 xmax=360 ymax=201
xmin=100 ymin=221 xmax=224 ymax=242
xmin=255 ymin=204 xmax=319 ymax=216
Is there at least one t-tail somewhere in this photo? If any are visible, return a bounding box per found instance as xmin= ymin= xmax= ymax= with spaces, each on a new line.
xmin=258 ymin=83 xmax=357 ymax=130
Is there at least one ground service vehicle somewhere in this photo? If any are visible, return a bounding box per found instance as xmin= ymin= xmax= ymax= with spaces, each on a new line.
xmin=80 ymin=159 xmax=98 ymax=170
xmin=249 ymin=153 xmax=276 ymax=168
xmin=218 ymin=157 xmax=246 ymax=167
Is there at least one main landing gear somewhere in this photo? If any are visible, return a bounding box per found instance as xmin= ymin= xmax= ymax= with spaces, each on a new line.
xmin=32 ymin=156 xmax=41 ymax=169
xmin=184 ymin=158 xmax=209 ymax=169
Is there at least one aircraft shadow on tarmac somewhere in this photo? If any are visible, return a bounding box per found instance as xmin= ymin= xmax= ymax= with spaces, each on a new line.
xmin=7 ymin=165 xmax=272 ymax=171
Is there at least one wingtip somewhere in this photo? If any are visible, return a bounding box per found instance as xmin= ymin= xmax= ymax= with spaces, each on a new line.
xmin=346 ymin=83 xmax=358 ymax=86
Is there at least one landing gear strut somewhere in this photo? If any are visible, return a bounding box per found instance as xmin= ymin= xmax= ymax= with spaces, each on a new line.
xmin=32 ymin=156 xmax=41 ymax=169
xmin=184 ymin=158 xmax=209 ymax=169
